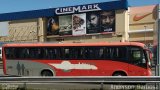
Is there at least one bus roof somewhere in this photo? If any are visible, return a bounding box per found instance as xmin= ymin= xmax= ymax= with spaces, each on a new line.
xmin=2 ymin=42 xmax=145 ymax=48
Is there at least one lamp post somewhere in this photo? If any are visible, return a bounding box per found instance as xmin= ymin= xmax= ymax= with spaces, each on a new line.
xmin=144 ymin=26 xmax=147 ymax=45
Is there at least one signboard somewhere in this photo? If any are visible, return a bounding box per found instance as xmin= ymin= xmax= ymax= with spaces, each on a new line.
xmin=47 ymin=17 xmax=59 ymax=35
xmin=45 ymin=0 xmax=128 ymax=36
xmin=100 ymin=11 xmax=115 ymax=32
xmin=54 ymin=0 xmax=128 ymax=15
xmin=86 ymin=12 xmax=100 ymax=34
xmin=55 ymin=4 xmax=101 ymax=15
xmin=72 ymin=13 xmax=86 ymax=36
xmin=59 ymin=15 xmax=72 ymax=35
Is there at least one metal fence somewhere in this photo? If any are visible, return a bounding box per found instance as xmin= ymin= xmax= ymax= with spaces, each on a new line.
xmin=0 ymin=76 xmax=159 ymax=83
xmin=0 ymin=76 xmax=160 ymax=90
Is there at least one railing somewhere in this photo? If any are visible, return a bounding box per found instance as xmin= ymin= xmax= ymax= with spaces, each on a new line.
xmin=0 ymin=76 xmax=159 ymax=83
xmin=0 ymin=76 xmax=159 ymax=90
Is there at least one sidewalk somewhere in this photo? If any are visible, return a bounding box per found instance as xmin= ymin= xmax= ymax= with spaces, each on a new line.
xmin=0 ymin=69 xmax=3 ymax=75
xmin=0 ymin=61 xmax=3 ymax=75
xmin=0 ymin=61 xmax=2 ymax=69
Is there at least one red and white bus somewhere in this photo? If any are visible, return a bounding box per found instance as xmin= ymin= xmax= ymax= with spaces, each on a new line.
xmin=2 ymin=42 xmax=152 ymax=76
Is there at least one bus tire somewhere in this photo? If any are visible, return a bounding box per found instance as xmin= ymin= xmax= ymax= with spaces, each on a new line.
xmin=112 ymin=71 xmax=127 ymax=85
xmin=112 ymin=71 xmax=127 ymax=76
xmin=41 ymin=70 xmax=53 ymax=76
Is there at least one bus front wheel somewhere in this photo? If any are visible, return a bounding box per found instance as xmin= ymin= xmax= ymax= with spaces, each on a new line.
xmin=41 ymin=70 xmax=53 ymax=76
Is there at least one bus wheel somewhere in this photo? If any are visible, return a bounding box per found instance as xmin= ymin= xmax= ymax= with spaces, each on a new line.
xmin=113 ymin=72 xmax=126 ymax=76
xmin=41 ymin=70 xmax=53 ymax=76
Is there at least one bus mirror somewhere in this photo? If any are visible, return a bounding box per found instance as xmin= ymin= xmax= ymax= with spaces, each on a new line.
xmin=145 ymin=49 xmax=153 ymax=61
xmin=149 ymin=53 xmax=153 ymax=60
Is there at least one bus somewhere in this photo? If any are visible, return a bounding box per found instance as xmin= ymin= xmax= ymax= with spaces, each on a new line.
xmin=2 ymin=42 xmax=152 ymax=76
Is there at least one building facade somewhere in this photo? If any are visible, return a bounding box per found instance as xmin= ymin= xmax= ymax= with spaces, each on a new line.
xmin=0 ymin=0 xmax=159 ymax=46
xmin=129 ymin=5 xmax=157 ymax=45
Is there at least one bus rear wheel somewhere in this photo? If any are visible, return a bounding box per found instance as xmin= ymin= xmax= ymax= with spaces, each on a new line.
xmin=113 ymin=72 xmax=126 ymax=76
xmin=41 ymin=70 xmax=53 ymax=76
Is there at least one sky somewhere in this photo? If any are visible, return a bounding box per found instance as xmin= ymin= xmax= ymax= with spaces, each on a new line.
xmin=0 ymin=0 xmax=159 ymax=36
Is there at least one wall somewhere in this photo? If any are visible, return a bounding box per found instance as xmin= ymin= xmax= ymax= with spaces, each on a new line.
xmin=0 ymin=19 xmax=38 ymax=42
xmin=129 ymin=5 xmax=157 ymax=45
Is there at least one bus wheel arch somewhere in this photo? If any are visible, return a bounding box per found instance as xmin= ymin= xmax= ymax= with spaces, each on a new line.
xmin=41 ymin=69 xmax=55 ymax=76
xmin=112 ymin=71 xmax=127 ymax=76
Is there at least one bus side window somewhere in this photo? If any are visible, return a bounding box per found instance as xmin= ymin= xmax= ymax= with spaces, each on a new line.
xmin=5 ymin=48 xmax=10 ymax=59
xmin=113 ymin=47 xmax=127 ymax=60
xmin=94 ymin=47 xmax=99 ymax=59
xmin=118 ymin=47 xmax=127 ymax=59
xmin=84 ymin=48 xmax=91 ymax=59
xmin=42 ymin=48 xmax=48 ymax=59
xmin=18 ymin=48 xmax=32 ymax=59
xmin=48 ymin=48 xmax=54 ymax=59
xmin=76 ymin=47 xmax=84 ymax=59
xmin=63 ymin=47 xmax=75 ymax=60
xmin=84 ymin=47 xmax=98 ymax=60
xmin=64 ymin=48 xmax=70 ymax=59
xmin=29 ymin=48 xmax=34 ymax=59
xmin=44 ymin=48 xmax=59 ymax=60
xmin=70 ymin=48 xmax=75 ymax=59
xmin=36 ymin=48 xmax=40 ymax=59
xmin=104 ymin=47 xmax=111 ymax=59
xmin=69 ymin=48 xmax=76 ymax=59
xmin=78 ymin=47 xmax=85 ymax=59
xmin=9 ymin=48 xmax=16 ymax=59
xmin=99 ymin=47 xmax=105 ymax=59
xmin=52 ymin=49 xmax=57 ymax=59
xmin=55 ymin=48 xmax=60 ymax=59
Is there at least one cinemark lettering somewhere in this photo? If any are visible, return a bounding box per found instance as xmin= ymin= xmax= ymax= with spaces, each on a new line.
xmin=55 ymin=4 xmax=101 ymax=15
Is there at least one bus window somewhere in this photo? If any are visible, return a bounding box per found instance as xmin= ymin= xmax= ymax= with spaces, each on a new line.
xmin=61 ymin=47 xmax=79 ymax=60
xmin=103 ymin=47 xmax=127 ymax=61
xmin=74 ymin=47 xmax=84 ymax=59
xmin=27 ymin=48 xmax=42 ymax=59
xmin=20 ymin=48 xmax=30 ymax=58
xmin=96 ymin=47 xmax=105 ymax=59
xmin=5 ymin=48 xmax=16 ymax=59
xmin=113 ymin=47 xmax=127 ymax=60
xmin=99 ymin=48 xmax=104 ymax=58
xmin=64 ymin=48 xmax=70 ymax=59
xmin=43 ymin=47 xmax=60 ymax=60
xmin=130 ymin=47 xmax=146 ymax=67
xmin=83 ymin=47 xmax=96 ymax=60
